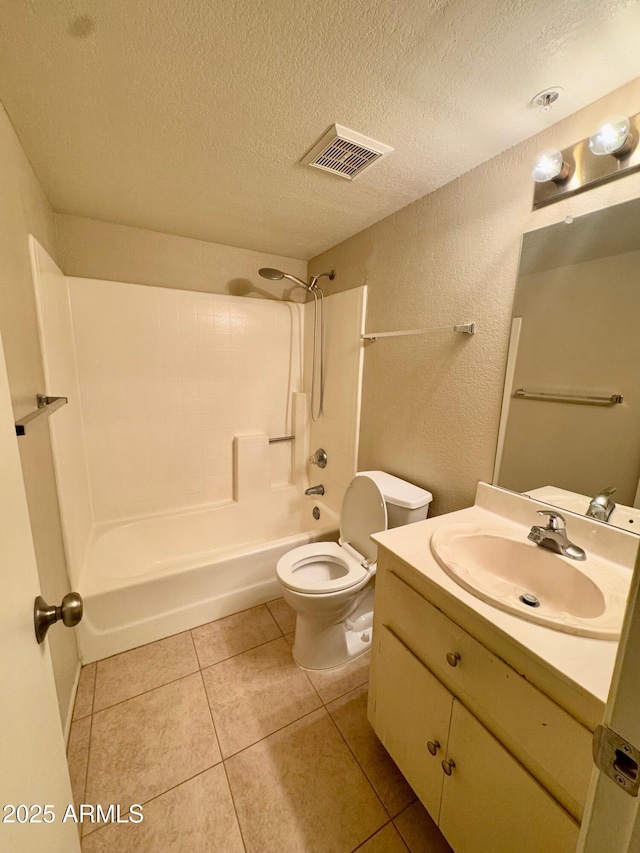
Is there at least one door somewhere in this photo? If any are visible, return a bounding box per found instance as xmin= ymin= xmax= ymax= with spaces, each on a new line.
xmin=579 ymin=546 xmax=640 ymax=852
xmin=375 ymin=624 xmax=453 ymax=820
xmin=0 ymin=334 xmax=80 ymax=850
xmin=439 ymin=699 xmax=579 ymax=853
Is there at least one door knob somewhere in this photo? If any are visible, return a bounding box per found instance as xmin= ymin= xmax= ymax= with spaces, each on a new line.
xmin=34 ymin=592 xmax=83 ymax=644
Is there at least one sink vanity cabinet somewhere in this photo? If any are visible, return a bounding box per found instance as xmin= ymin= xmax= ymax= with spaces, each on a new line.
xmin=369 ymin=547 xmax=599 ymax=853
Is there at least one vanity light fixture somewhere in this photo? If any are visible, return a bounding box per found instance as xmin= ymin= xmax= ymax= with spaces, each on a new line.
xmin=588 ymin=115 xmax=635 ymax=157
xmin=533 ymin=110 xmax=640 ymax=209
xmin=532 ymin=149 xmax=571 ymax=184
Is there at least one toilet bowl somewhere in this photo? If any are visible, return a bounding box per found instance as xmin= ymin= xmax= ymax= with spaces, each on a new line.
xmin=277 ymin=471 xmax=432 ymax=670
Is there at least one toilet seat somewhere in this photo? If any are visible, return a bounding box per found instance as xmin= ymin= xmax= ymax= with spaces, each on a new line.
xmin=276 ymin=475 xmax=387 ymax=595
xmin=276 ymin=542 xmax=368 ymax=593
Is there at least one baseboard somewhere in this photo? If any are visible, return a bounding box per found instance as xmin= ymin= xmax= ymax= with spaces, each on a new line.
xmin=63 ymin=660 xmax=82 ymax=745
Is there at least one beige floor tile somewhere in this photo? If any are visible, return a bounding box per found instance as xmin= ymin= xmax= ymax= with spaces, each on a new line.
xmin=355 ymin=823 xmax=410 ymax=852
xmin=328 ymin=685 xmax=416 ymax=817
xmin=394 ymin=801 xmax=452 ymax=853
xmin=306 ymin=650 xmax=370 ymax=704
xmin=73 ymin=663 xmax=96 ymax=720
xmin=93 ymin=632 xmax=199 ymax=712
xmin=67 ymin=717 xmax=91 ymax=812
xmin=226 ymin=708 xmax=387 ymax=853
xmin=81 ymin=766 xmax=244 ymax=853
xmin=284 ymin=632 xmax=294 ymax=646
xmin=192 ymin=604 xmax=281 ymax=668
xmin=266 ymin=597 xmax=296 ymax=634
xmin=85 ymin=673 xmax=221 ymax=810
xmin=201 ymin=637 xmax=321 ymax=757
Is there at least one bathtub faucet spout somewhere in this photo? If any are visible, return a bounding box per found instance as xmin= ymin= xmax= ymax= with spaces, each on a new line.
xmin=305 ymin=484 xmax=325 ymax=496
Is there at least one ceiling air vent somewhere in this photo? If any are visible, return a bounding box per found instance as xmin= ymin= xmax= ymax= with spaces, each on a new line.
xmin=302 ymin=124 xmax=393 ymax=180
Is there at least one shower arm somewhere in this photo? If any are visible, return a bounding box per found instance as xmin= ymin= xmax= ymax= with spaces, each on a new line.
xmin=308 ymin=270 xmax=336 ymax=291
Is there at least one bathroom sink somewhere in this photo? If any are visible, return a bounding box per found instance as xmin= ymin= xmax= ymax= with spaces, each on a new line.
xmin=430 ymin=523 xmax=629 ymax=638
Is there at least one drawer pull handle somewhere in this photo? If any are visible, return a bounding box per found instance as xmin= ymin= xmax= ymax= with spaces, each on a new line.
xmin=442 ymin=758 xmax=456 ymax=776
xmin=446 ymin=651 xmax=461 ymax=667
xmin=427 ymin=740 xmax=440 ymax=756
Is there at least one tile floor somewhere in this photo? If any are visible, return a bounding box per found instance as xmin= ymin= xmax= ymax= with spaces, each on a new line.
xmin=67 ymin=599 xmax=452 ymax=852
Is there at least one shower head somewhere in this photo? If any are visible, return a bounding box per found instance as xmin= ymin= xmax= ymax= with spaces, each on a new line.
xmin=258 ymin=268 xmax=310 ymax=290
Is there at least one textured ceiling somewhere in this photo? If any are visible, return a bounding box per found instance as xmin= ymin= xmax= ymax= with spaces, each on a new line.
xmin=0 ymin=0 xmax=639 ymax=259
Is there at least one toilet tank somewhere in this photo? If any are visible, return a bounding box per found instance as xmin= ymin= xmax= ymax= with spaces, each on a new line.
xmin=357 ymin=471 xmax=432 ymax=529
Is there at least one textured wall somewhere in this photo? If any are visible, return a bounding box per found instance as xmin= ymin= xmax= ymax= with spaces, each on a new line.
xmin=56 ymin=214 xmax=307 ymax=298
xmin=0 ymin=103 xmax=78 ymax=728
xmin=309 ymin=78 xmax=640 ymax=516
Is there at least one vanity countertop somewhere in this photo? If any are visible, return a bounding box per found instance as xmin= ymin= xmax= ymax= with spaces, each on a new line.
xmin=371 ymin=483 xmax=638 ymax=728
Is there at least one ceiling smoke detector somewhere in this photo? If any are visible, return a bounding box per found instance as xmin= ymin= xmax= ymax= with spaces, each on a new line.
xmin=302 ymin=124 xmax=393 ymax=180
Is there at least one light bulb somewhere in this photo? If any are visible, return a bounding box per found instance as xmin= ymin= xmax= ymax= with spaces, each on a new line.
xmin=588 ymin=115 xmax=633 ymax=156
xmin=532 ymin=149 xmax=569 ymax=183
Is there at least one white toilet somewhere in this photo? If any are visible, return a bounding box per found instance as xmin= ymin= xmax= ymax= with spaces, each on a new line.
xmin=276 ymin=470 xmax=432 ymax=670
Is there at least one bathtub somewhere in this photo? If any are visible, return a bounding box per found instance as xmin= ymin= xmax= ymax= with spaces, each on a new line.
xmin=76 ymin=489 xmax=339 ymax=662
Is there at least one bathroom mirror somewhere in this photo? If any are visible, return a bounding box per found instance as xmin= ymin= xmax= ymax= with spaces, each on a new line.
xmin=494 ymin=195 xmax=640 ymax=533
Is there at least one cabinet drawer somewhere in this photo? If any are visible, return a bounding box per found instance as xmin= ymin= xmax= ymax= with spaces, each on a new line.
xmin=380 ymin=569 xmax=592 ymax=819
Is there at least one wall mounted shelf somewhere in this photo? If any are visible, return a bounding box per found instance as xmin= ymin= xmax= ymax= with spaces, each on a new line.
xmin=15 ymin=394 xmax=68 ymax=436
xmin=362 ymin=322 xmax=475 ymax=342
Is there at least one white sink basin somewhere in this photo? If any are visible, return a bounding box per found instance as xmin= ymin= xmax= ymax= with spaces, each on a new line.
xmin=430 ymin=523 xmax=629 ymax=638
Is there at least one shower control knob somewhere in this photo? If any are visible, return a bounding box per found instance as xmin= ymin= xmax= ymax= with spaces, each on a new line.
xmin=308 ymin=448 xmax=328 ymax=468
xmin=34 ymin=592 xmax=84 ymax=644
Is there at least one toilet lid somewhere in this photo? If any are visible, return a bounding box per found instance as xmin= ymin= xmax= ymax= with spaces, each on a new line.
xmin=339 ymin=475 xmax=387 ymax=566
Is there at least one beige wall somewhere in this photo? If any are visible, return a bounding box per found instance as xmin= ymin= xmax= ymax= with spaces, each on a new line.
xmin=309 ymin=78 xmax=640 ymax=517
xmin=0 ymin=103 xmax=78 ymax=727
xmin=55 ymin=213 xmax=307 ymax=298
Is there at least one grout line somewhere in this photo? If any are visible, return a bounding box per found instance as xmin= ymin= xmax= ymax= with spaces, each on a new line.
xmin=92 ymin=668 xmax=201 ymax=716
xmin=196 ymin=633 xmax=286 ymax=672
xmin=80 ymin=763 xmax=228 ymax=842
xmin=323 ymin=695 xmax=389 ymax=819
xmin=199 ymin=669 xmax=248 ymax=853
xmin=222 ymin=705 xmax=326 ymax=763
xmin=349 ymin=819 xmax=394 ymax=852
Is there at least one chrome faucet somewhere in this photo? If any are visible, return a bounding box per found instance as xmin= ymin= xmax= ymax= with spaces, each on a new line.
xmin=528 ymin=511 xmax=586 ymax=561
xmin=305 ymin=484 xmax=325 ymax=496
xmin=586 ymin=486 xmax=616 ymax=522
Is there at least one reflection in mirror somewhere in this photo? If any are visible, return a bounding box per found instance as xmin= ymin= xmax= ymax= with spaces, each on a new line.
xmin=494 ymin=196 xmax=640 ymax=534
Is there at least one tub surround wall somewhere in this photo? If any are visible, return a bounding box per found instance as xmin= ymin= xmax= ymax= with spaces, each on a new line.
xmin=31 ymin=240 xmax=94 ymax=582
xmin=55 ymin=213 xmax=308 ymax=300
xmin=309 ymin=77 xmax=640 ymax=518
xmin=36 ymin=273 xmax=305 ymax=529
xmin=306 ymin=286 xmax=367 ymax=516
xmin=0 ymin=102 xmax=78 ymax=729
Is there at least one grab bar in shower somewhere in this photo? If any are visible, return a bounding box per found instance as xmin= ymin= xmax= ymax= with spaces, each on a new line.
xmin=362 ymin=322 xmax=476 ymax=341
xmin=268 ymin=435 xmax=295 ymax=443
xmin=15 ymin=394 xmax=68 ymax=436
xmin=513 ymin=389 xmax=623 ymax=406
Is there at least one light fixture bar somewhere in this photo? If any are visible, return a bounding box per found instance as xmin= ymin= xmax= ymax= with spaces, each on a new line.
xmin=532 ymin=112 xmax=640 ymax=210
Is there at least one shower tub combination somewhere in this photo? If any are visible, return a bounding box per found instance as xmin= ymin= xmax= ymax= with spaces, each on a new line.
xmin=30 ymin=239 xmax=363 ymax=664
xmin=76 ymin=488 xmax=338 ymax=662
